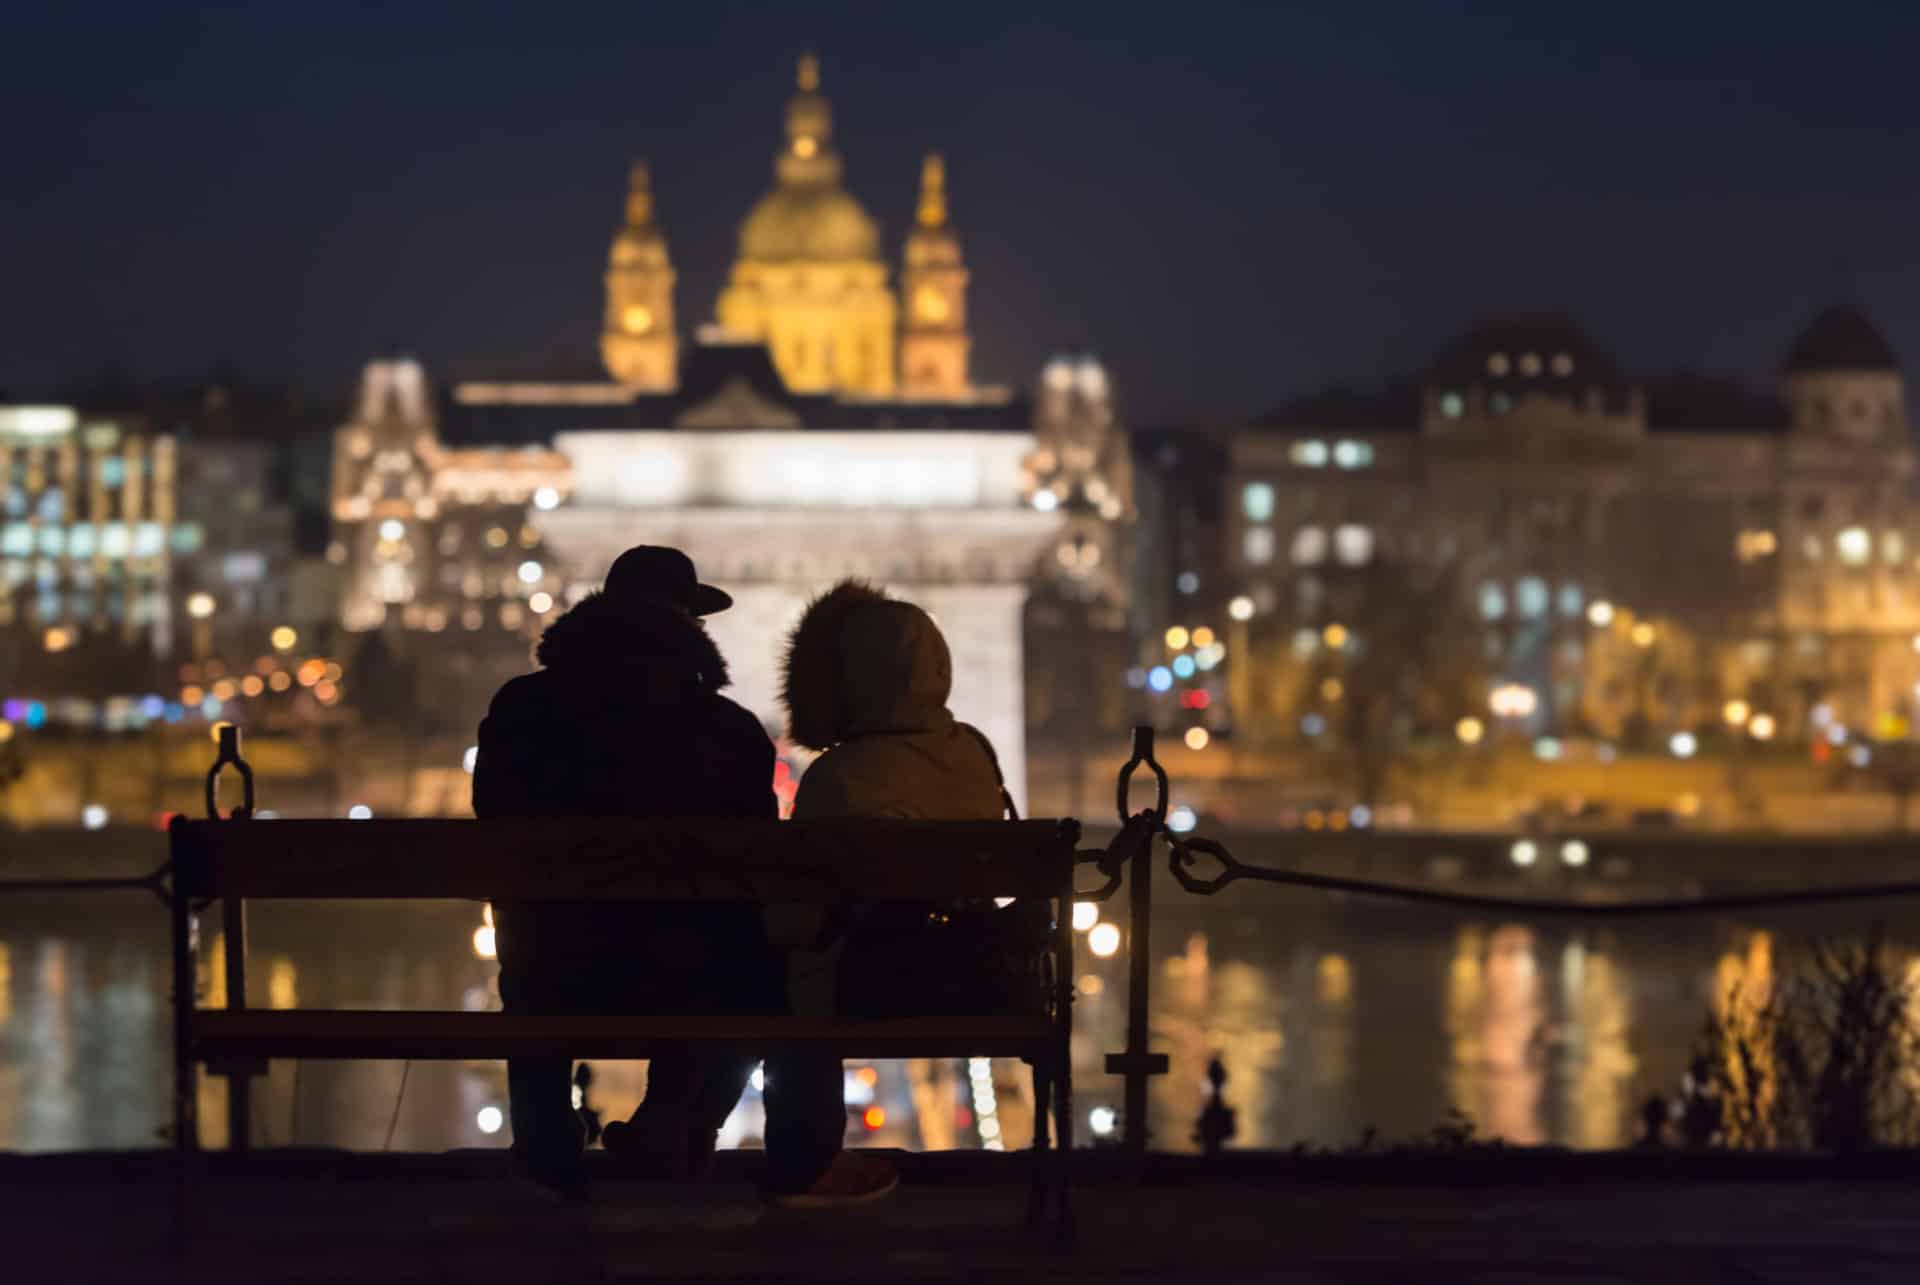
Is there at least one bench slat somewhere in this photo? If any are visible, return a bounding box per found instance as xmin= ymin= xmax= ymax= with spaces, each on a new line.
xmin=192 ymin=1009 xmax=1057 ymax=1060
xmin=172 ymin=817 xmax=1079 ymax=901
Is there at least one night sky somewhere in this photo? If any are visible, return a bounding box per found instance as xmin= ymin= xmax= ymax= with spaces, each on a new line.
xmin=9 ymin=1 xmax=1920 ymax=425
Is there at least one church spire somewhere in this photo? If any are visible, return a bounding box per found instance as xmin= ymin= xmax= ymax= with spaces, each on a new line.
xmin=600 ymin=158 xmax=677 ymax=391
xmin=780 ymin=52 xmax=838 ymax=183
xmin=900 ymin=151 xmax=971 ymax=399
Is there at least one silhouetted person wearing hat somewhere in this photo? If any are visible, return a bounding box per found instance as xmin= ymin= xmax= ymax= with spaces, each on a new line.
xmin=473 ymin=546 xmax=778 ymax=1197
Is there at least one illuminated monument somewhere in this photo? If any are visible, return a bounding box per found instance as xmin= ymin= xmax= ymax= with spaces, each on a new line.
xmin=331 ymin=56 xmax=1130 ymax=804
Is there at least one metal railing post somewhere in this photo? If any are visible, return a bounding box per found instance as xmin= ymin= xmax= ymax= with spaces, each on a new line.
xmin=1105 ymin=726 xmax=1171 ymax=1156
xmin=206 ymin=725 xmax=258 ymax=1152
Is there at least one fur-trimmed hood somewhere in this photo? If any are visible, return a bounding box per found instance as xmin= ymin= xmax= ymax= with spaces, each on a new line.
xmin=781 ymin=579 xmax=954 ymax=751
xmin=535 ymin=591 xmax=730 ymax=690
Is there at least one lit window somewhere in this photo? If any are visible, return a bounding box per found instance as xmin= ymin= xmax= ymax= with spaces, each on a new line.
xmin=1333 ymin=524 xmax=1373 ymax=566
xmin=101 ymin=523 xmax=130 ymax=558
xmin=170 ymin=524 xmax=204 ymax=553
xmin=35 ymin=526 xmax=63 ymax=556
xmin=1439 ymin=392 xmax=1465 ymax=419
xmin=1515 ymin=576 xmax=1549 ymax=618
xmin=1243 ymin=528 xmax=1275 ymax=565
xmin=133 ymin=523 xmax=165 ymax=557
xmin=1 ymin=524 xmax=31 ymax=557
xmin=223 ymin=552 xmax=266 ymax=582
xmin=1551 ymin=352 xmax=1574 ymax=376
xmin=67 ymin=524 xmax=95 ymax=557
xmin=1288 ymin=440 xmax=1329 ymax=468
xmin=1478 ymin=582 xmax=1507 ymax=620
xmin=1837 ymin=526 xmax=1872 ymax=566
xmin=1487 ymin=353 xmax=1511 ymax=376
xmin=1519 ymin=352 xmax=1542 ymax=376
xmin=1241 ymin=481 xmax=1275 ymax=523
xmin=1332 ymin=440 xmax=1373 ymax=469
xmin=1290 ymin=526 xmax=1327 ymax=566
xmin=1557 ymin=583 xmax=1584 ymax=618
xmin=1886 ymin=532 xmax=1907 ymax=565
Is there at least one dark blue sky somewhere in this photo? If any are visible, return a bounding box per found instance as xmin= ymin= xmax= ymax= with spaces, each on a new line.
xmin=7 ymin=0 xmax=1920 ymax=423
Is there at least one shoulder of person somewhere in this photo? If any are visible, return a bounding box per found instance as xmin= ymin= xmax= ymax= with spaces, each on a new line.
xmin=481 ymin=671 xmax=552 ymax=725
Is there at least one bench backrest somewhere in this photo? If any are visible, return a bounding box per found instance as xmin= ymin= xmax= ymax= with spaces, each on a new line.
xmin=170 ymin=816 xmax=1081 ymax=902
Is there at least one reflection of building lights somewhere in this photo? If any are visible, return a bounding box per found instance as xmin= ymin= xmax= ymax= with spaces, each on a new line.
xmin=1228 ymin=595 xmax=1255 ymax=621
xmin=1184 ymin=727 xmax=1210 ymax=751
xmin=1723 ymin=699 xmax=1750 ymax=727
xmin=1089 ymin=1106 xmax=1117 ymax=1137
xmin=1586 ymin=599 xmax=1615 ymax=627
xmin=1322 ymin=622 xmax=1349 ymax=649
xmin=43 ymin=627 xmax=73 ymax=653
xmin=348 ymin=804 xmax=373 ymax=820
xmin=1088 ymin=922 xmax=1122 ymax=958
xmin=211 ymin=679 xmax=237 ymax=702
xmin=1669 ymin=731 xmax=1698 ymax=759
xmin=240 ymin=676 xmax=264 ymax=697
xmin=1071 ymin=901 xmax=1098 ymax=932
xmin=1489 ymin=683 xmax=1538 ymax=718
xmin=1167 ymin=805 xmax=1197 ymax=833
xmin=1191 ymin=627 xmax=1215 ymax=648
xmin=1456 ymin=716 xmax=1485 ymax=745
xmin=81 ymin=803 xmax=108 ymax=831
xmin=1560 ymin=839 xmax=1590 ymax=868
xmin=271 ymin=626 xmax=298 ymax=651
xmin=1319 ymin=677 xmax=1343 ymax=702
xmin=1510 ymin=839 xmax=1538 ymax=867
xmin=476 ymin=1106 xmax=504 ymax=1134
xmin=1749 ymin=713 xmax=1777 ymax=741
xmin=1630 ymin=622 xmax=1656 ymax=647
xmin=268 ymin=671 xmax=292 ymax=692
xmin=1165 ymin=625 xmax=1190 ymax=651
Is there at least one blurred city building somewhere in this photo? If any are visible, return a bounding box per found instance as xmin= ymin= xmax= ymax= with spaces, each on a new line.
xmin=1207 ymin=308 xmax=1920 ymax=785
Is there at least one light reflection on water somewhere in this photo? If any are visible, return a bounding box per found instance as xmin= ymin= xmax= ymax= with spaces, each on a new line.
xmin=0 ymin=895 xmax=1904 ymax=1154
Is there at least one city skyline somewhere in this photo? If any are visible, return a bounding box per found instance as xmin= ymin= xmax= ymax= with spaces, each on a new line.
xmin=10 ymin=2 xmax=1920 ymax=423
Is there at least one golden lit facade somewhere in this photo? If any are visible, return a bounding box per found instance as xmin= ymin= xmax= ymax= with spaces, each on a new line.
xmin=714 ymin=56 xmax=900 ymax=397
xmin=900 ymin=154 xmax=972 ymax=399
xmin=330 ymin=360 xmax=571 ymax=636
xmin=600 ymin=161 xmax=677 ymax=391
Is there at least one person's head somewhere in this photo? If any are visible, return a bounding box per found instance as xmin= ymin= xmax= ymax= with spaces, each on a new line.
xmin=602 ymin=546 xmax=731 ymax=619
xmin=782 ymin=579 xmax=953 ymax=750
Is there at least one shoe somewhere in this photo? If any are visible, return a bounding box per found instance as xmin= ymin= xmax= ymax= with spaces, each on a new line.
xmin=600 ymin=1117 xmax=715 ymax=1181
xmin=766 ymin=1151 xmax=900 ymax=1209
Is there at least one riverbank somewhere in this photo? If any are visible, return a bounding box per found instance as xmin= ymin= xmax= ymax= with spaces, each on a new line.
xmin=7 ymin=1148 xmax=1919 ymax=1282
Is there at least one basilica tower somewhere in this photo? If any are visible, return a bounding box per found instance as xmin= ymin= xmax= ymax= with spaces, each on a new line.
xmin=600 ymin=161 xmax=677 ymax=390
xmin=715 ymin=56 xmax=897 ymax=397
xmin=899 ymin=154 xmax=972 ymax=399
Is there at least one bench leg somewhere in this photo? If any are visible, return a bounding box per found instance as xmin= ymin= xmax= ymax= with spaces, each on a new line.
xmin=1024 ymin=1057 xmax=1052 ymax=1236
xmin=1051 ymin=1043 xmax=1077 ymax=1249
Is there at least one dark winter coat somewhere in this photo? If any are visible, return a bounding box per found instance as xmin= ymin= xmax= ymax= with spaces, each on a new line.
xmin=473 ymin=592 xmax=778 ymax=1011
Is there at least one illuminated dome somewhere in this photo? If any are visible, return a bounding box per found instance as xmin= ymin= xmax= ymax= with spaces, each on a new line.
xmin=1785 ymin=306 xmax=1897 ymax=373
xmin=740 ymin=186 xmax=879 ymax=262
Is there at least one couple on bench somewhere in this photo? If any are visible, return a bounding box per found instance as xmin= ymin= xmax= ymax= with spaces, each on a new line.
xmin=471 ymin=546 xmax=1020 ymax=1207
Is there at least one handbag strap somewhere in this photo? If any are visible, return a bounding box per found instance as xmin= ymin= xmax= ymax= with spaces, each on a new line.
xmin=960 ymin=722 xmax=1020 ymax=821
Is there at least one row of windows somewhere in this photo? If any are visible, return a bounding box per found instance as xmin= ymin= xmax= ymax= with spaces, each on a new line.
xmin=1 ymin=522 xmax=203 ymax=558
xmin=1244 ymin=523 xmax=1376 ymax=567
xmin=1279 ymin=440 xmax=1375 ymax=472
xmin=1478 ymin=578 xmax=1585 ymax=622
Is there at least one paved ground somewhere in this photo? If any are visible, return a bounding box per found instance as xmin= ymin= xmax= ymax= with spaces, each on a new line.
xmin=4 ymin=1149 xmax=1919 ymax=1283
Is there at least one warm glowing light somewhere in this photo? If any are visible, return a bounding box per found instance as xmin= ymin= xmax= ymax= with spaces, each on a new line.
xmin=1165 ymin=625 xmax=1190 ymax=651
xmin=297 ymin=659 xmax=325 ymax=687
xmin=268 ymin=671 xmax=292 ymax=692
xmin=186 ymin=593 xmax=217 ymax=619
xmin=1228 ymin=595 xmax=1255 ymax=622
xmin=472 ymin=925 xmax=496 ymax=960
xmin=211 ymin=679 xmax=237 ymax=702
xmin=314 ymin=681 xmax=340 ymax=704
xmin=793 ymin=135 xmax=819 ymax=159
xmin=1455 ymin=716 xmax=1485 ymax=745
xmin=1749 ymin=713 xmax=1777 ymax=741
xmin=857 ymin=1066 xmax=879 ymax=1087
xmin=1088 ymin=922 xmax=1122 ymax=958
xmin=1089 ymin=1106 xmax=1117 ymax=1136
xmin=1167 ymin=805 xmax=1197 ymax=832
xmin=1184 ymin=727 xmax=1210 ymax=751
xmin=0 ymin=722 xmax=13 ymax=744
xmin=1031 ymin=489 xmax=1058 ymax=512
xmin=1560 ymin=839 xmax=1590 ymax=868
xmin=622 ymin=305 xmax=654 ymax=334
xmin=1723 ymin=699 xmax=1751 ymax=727
xmin=240 ymin=676 xmax=264 ymax=697
xmin=379 ymin=519 xmax=405 ymax=542
xmin=1071 ymin=902 xmax=1098 ymax=932
xmin=1191 ymin=627 xmax=1215 ymax=649
xmin=862 ymin=1106 xmax=886 ymax=1130
xmin=181 ymin=685 xmax=206 ymax=706
xmin=1322 ymin=622 xmax=1349 ymax=649
xmin=533 ymin=486 xmax=560 ymax=511
xmin=1510 ymin=839 xmax=1538 ymax=868
xmin=1670 ymin=731 xmax=1698 ymax=758
xmin=1587 ymin=600 xmax=1615 ymax=627
xmin=1630 ymin=622 xmax=1656 ymax=647
xmin=1489 ymin=683 xmax=1538 ymax=718
xmin=43 ymin=626 xmax=73 ymax=653
xmin=529 ymin=591 xmax=554 ymax=614
xmin=517 ymin=560 xmax=543 ymax=584
xmin=476 ymin=1106 xmax=504 ymax=1134
xmin=485 ymin=527 xmax=509 ymax=549
xmin=207 ymin=721 xmax=233 ymax=745
xmin=81 ymin=803 xmax=108 ymax=831
xmin=271 ymin=626 xmax=298 ymax=651
xmin=1320 ymin=677 xmax=1344 ymax=702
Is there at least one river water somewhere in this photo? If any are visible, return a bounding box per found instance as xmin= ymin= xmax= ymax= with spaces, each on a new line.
xmin=0 ymin=889 xmax=1898 ymax=1155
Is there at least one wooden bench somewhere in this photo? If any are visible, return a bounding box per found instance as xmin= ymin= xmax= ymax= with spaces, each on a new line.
xmin=167 ymin=813 xmax=1083 ymax=1241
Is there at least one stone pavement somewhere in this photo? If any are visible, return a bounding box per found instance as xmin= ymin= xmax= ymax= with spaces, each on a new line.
xmin=4 ymin=1149 xmax=1918 ymax=1283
